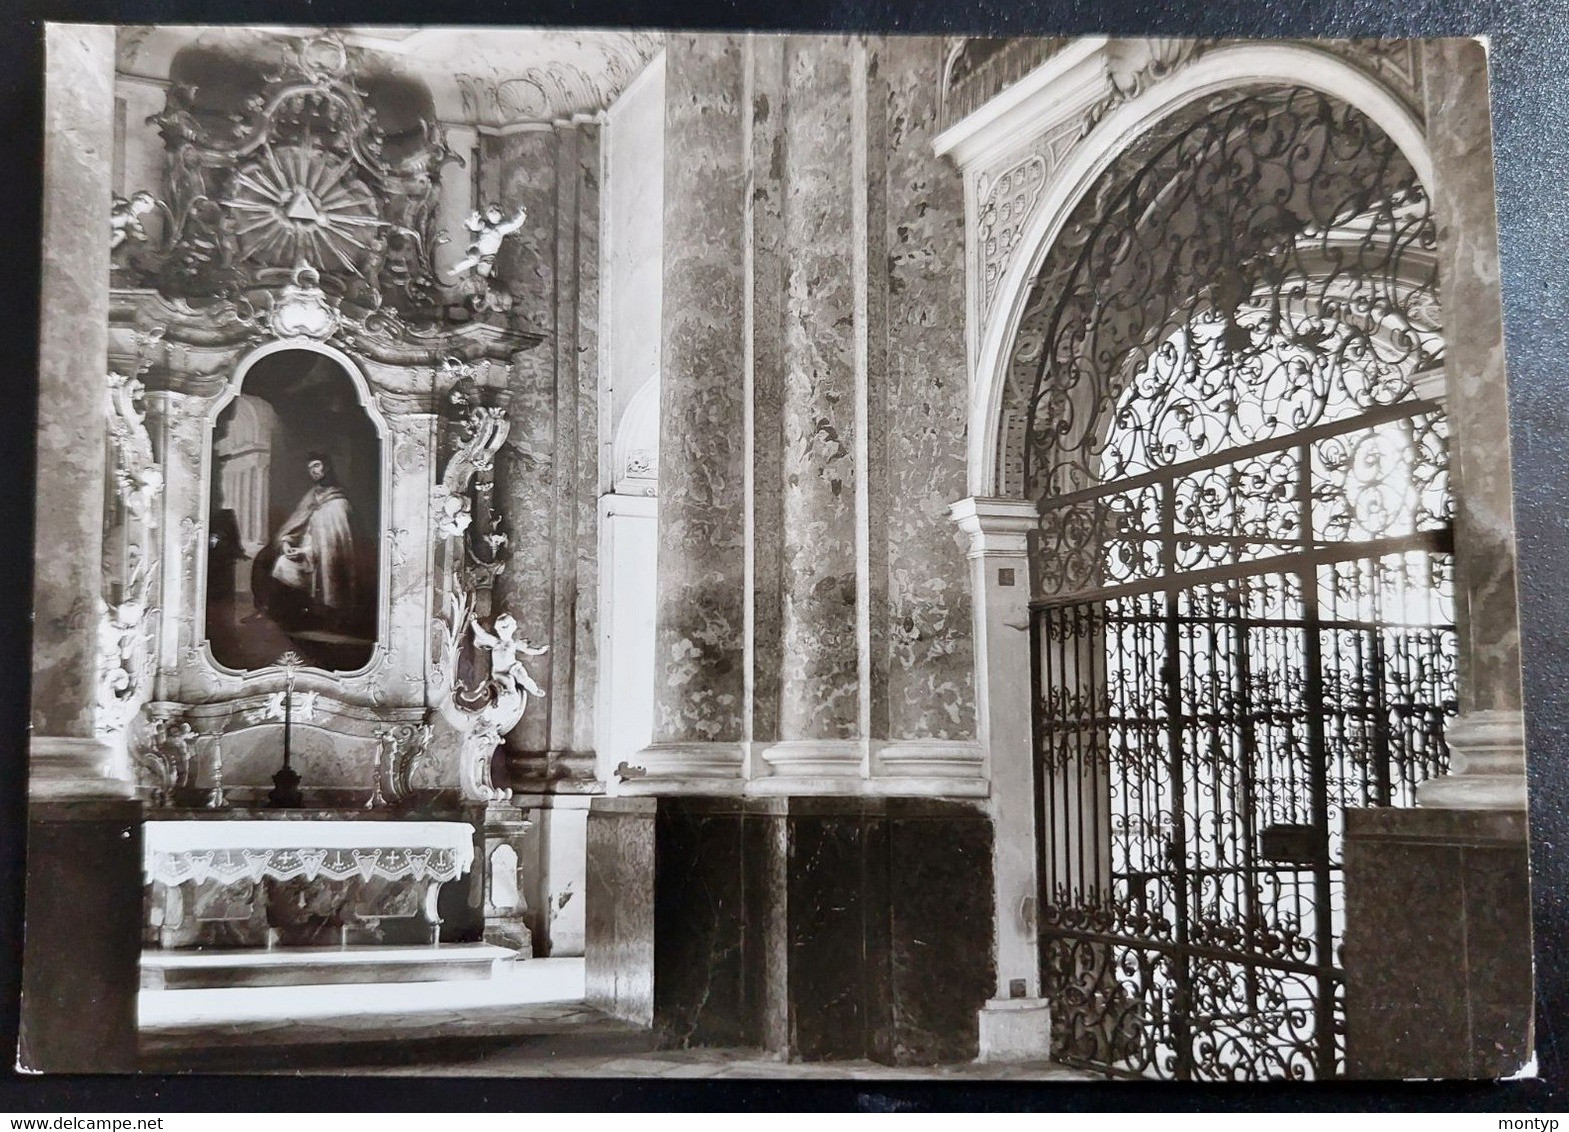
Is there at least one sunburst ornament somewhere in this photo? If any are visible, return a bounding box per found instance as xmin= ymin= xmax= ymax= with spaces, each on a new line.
xmin=223 ymin=144 xmax=383 ymax=274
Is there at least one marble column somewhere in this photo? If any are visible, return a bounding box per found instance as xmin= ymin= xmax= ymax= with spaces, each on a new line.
xmin=949 ymin=497 xmax=1052 ymax=1059
xmin=626 ymin=35 xmax=748 ymax=791
xmin=758 ymin=37 xmax=867 ymax=786
xmin=21 ymin=24 xmax=142 ymax=1074
xmin=30 ymin=23 xmax=128 ymax=799
xmin=1415 ymin=38 xmax=1527 ymax=811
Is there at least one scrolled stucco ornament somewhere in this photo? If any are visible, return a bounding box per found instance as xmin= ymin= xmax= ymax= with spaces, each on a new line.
xmin=107 ymin=371 xmax=164 ymax=519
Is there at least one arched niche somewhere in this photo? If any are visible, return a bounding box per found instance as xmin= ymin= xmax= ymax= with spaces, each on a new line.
xmin=203 ymin=344 xmax=387 ymax=674
xmin=613 ymin=373 xmax=660 ymax=494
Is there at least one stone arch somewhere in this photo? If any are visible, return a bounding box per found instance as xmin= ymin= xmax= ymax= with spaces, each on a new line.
xmin=969 ymin=43 xmax=1436 ymax=499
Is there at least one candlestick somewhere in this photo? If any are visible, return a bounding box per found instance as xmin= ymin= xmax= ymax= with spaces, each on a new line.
xmin=205 ymin=732 xmax=227 ymax=809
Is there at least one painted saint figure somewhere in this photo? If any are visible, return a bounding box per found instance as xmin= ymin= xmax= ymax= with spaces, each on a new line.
xmin=252 ymin=453 xmax=357 ymax=631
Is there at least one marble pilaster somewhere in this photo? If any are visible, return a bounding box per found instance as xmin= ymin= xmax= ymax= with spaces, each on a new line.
xmin=547 ymin=123 xmax=583 ymax=764
xmin=764 ymin=37 xmax=864 ymax=782
xmin=630 ymin=35 xmax=749 ymax=789
xmin=381 ymin=411 xmax=440 ymax=710
xmin=1415 ymin=38 xmax=1527 ymax=811
xmin=32 ymin=26 xmax=120 ymax=785
xmin=878 ymin=36 xmax=977 ymax=749
xmin=31 ymin=24 xmax=129 ymax=799
xmin=23 ymin=27 xmax=142 ymax=1074
xmin=492 ymin=125 xmax=563 ymax=762
xmin=147 ymin=388 xmax=220 ymax=703
xmin=747 ymin=36 xmax=788 ymax=754
xmin=570 ymin=123 xmax=603 ymax=765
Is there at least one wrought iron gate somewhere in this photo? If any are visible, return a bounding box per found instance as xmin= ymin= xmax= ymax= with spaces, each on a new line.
xmin=1023 ymin=88 xmax=1457 ymax=1080
xmin=1033 ymin=400 xmax=1456 ymax=1081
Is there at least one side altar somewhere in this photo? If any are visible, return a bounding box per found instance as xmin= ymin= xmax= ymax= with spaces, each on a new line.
xmin=144 ymin=816 xmax=476 ymax=950
xmin=95 ymin=33 xmax=555 ymax=973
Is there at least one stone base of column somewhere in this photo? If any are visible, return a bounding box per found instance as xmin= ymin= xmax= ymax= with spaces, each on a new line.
xmin=977 ymin=997 xmax=1054 ymax=1062
xmin=29 ymin=735 xmax=135 ymax=801
xmin=872 ymin=740 xmax=988 ymax=797
xmin=749 ymin=739 xmax=989 ymax=797
xmin=1343 ymin=806 xmax=1532 ymax=1079
xmin=20 ymin=798 xmax=144 ymax=1072
xmin=503 ymin=749 xmax=602 ymax=796
xmin=613 ymin=742 xmax=745 ymax=795
xmin=1417 ymin=709 xmax=1527 ymax=810
xmin=585 ymin=795 xmax=996 ymax=1064
xmin=752 ymin=739 xmax=863 ymax=793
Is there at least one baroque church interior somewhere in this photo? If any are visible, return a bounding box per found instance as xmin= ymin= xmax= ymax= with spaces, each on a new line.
xmin=22 ymin=25 xmax=1533 ymax=1081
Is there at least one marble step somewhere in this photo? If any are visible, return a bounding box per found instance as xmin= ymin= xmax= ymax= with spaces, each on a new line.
xmin=141 ymin=943 xmax=519 ymax=990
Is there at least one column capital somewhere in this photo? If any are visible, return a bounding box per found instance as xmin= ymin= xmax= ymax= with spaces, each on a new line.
xmin=948 ymin=496 xmax=1039 ymax=560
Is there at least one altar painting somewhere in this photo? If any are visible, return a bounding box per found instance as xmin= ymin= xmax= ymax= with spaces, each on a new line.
xmin=206 ymin=348 xmax=381 ymax=672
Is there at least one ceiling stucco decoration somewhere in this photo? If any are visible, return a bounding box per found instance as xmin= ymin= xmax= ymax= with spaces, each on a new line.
xmin=443 ymin=32 xmax=664 ymax=126
xmin=118 ymin=26 xmax=664 ymax=127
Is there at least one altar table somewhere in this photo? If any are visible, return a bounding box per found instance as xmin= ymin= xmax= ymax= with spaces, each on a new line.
xmin=143 ymin=819 xmax=477 ymax=950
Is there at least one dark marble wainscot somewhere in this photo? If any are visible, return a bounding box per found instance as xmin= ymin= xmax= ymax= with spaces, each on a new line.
xmin=783 ymin=798 xmax=996 ymax=1064
xmin=585 ymin=797 xmax=656 ymax=1025
xmin=585 ymin=794 xmax=995 ymax=1064
xmin=1342 ymin=806 xmax=1533 ymax=1079
xmin=21 ymin=800 xmax=144 ymax=1072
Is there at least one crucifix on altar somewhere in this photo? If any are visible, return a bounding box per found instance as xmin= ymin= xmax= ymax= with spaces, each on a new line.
xmin=265 ymin=650 xmax=309 ymax=808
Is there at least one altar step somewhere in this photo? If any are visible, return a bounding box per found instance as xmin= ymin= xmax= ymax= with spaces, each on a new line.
xmin=140 ymin=943 xmax=519 ymax=991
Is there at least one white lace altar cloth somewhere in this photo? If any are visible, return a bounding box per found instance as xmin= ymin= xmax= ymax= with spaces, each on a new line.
xmin=143 ymin=821 xmax=476 ymax=887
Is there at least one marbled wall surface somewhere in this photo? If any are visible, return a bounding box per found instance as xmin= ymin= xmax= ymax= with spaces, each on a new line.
xmin=650 ymin=36 xmax=749 ymax=746
xmin=492 ymin=126 xmax=560 ymax=757
xmin=778 ymin=38 xmax=862 ymax=742
xmin=491 ymin=122 xmax=603 ymax=775
xmin=1424 ymin=39 xmax=1523 ymax=717
xmin=1344 ymin=807 xmax=1531 ymax=1078
xmin=748 ymin=37 xmax=788 ymax=747
xmin=570 ymin=125 xmax=602 ymax=759
xmin=877 ymin=37 xmax=977 ymax=743
xmin=585 ymin=797 xmax=655 ymax=1024
xmin=636 ymin=34 xmax=982 ymax=774
xmin=21 ymin=802 xmax=143 ymax=1071
xmin=33 ymin=25 xmax=115 ymax=739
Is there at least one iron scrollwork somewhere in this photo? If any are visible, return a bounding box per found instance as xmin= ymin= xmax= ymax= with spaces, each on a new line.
xmin=1021 ymin=88 xmax=1455 ymax=1080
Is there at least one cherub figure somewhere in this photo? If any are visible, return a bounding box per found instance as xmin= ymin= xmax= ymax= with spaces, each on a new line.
xmin=154 ymin=718 xmax=198 ymax=789
xmin=111 ymin=191 xmax=158 ymax=250
xmin=449 ymin=203 xmax=527 ymax=280
xmin=470 ymin=611 xmax=547 ymax=698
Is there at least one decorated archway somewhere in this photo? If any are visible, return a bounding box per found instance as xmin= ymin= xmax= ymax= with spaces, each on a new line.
xmin=1000 ymin=74 xmax=1452 ymax=1079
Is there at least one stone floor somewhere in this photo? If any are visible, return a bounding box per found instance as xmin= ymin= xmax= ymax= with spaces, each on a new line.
xmin=138 ymin=956 xmax=1089 ymax=1080
xmin=344 ymin=1046 xmax=1090 ymax=1080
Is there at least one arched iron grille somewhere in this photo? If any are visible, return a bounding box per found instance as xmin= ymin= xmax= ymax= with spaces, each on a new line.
xmin=1024 ymin=87 xmax=1456 ymax=1080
